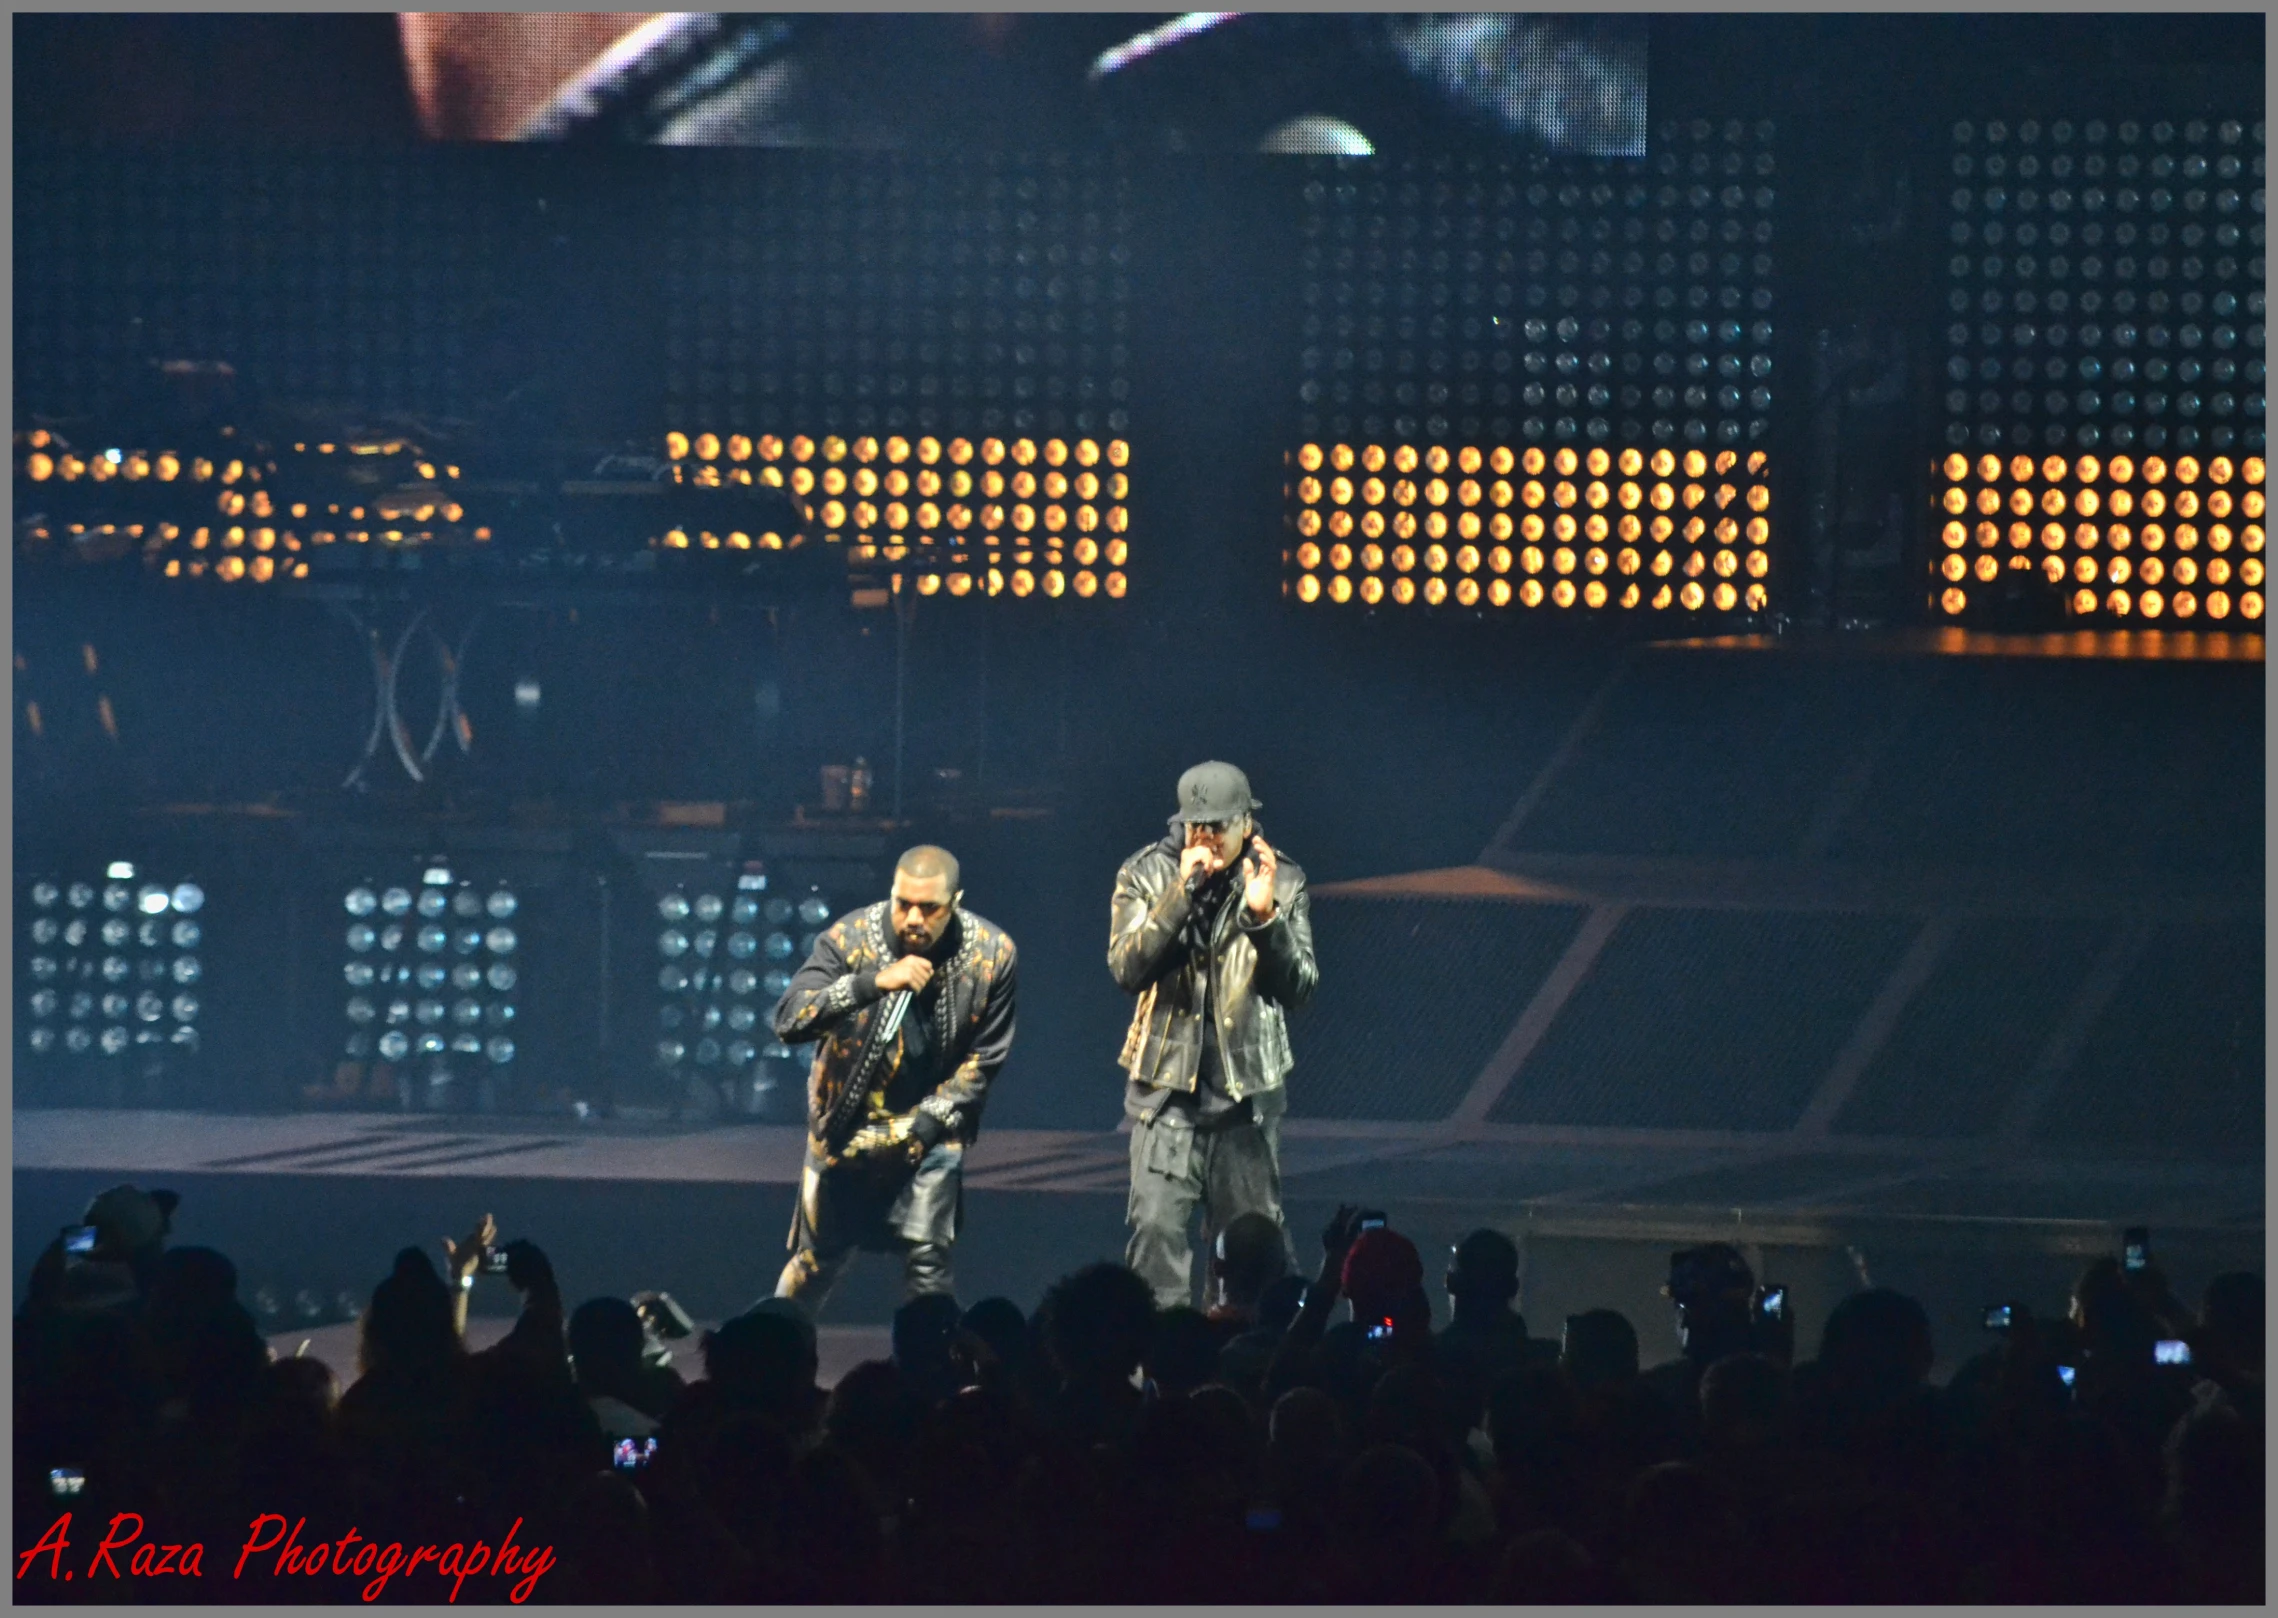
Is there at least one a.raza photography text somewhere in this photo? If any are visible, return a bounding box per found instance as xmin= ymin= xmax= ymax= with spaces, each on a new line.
xmin=12 ymin=11 xmax=2265 ymax=1606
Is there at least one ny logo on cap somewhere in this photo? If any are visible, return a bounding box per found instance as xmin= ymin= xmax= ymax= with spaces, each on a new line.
xmin=1176 ymin=761 xmax=1256 ymax=822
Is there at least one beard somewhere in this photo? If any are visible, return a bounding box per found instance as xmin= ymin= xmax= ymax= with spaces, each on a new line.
xmin=896 ymin=910 xmax=955 ymax=956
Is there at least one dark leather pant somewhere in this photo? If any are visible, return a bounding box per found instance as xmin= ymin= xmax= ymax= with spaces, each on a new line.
xmin=776 ymin=1237 xmax=954 ymax=1311
xmin=773 ymin=1138 xmax=962 ymax=1315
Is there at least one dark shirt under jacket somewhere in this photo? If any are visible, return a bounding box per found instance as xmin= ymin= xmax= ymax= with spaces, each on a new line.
xmin=1123 ymin=870 xmax=1260 ymax=1130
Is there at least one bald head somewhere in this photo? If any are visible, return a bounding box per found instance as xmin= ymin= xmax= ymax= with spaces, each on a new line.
xmin=896 ymin=845 xmax=961 ymax=895
xmin=889 ymin=845 xmax=963 ymax=954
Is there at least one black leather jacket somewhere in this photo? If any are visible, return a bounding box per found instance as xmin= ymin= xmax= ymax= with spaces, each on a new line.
xmin=774 ymin=903 xmax=1017 ymax=1148
xmin=1108 ymin=832 xmax=1317 ymax=1110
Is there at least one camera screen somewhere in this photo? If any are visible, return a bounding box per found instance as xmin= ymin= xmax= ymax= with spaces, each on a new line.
xmin=2154 ymin=1339 xmax=2193 ymax=1367
xmin=1760 ymin=1287 xmax=1786 ymax=1317
xmin=1984 ymin=1305 xmax=2014 ymax=1330
xmin=613 ymin=1437 xmax=658 ymax=1469
xmin=2057 ymin=1365 xmax=2077 ymax=1388
xmin=1366 ymin=1320 xmax=1394 ymax=1341
xmin=63 ymin=1225 xmax=99 ymax=1256
xmin=49 ymin=1468 xmax=85 ymax=1497
xmin=484 ymin=1246 xmax=512 ymax=1275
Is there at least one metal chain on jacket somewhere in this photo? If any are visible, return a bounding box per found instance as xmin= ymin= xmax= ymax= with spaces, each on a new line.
xmin=820 ymin=986 xmax=910 ymax=1154
xmin=818 ymin=904 xmax=982 ymax=1153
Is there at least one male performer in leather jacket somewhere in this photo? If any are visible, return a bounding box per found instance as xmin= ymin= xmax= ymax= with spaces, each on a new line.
xmin=773 ymin=845 xmax=1017 ymax=1311
xmin=1110 ymin=762 xmax=1318 ymax=1309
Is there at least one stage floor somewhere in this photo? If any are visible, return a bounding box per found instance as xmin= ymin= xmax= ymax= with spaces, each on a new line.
xmin=19 ymin=1107 xmax=2261 ymax=1376
xmin=17 ymin=1106 xmax=2261 ymax=1229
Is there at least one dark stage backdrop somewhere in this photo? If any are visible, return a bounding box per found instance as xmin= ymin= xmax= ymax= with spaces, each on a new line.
xmin=12 ymin=14 xmax=2264 ymax=1134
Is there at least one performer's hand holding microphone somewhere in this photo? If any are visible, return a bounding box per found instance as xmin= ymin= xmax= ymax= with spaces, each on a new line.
xmin=832 ymin=949 xmax=948 ymax=1170
xmin=820 ymin=953 xmax=933 ymax=1170
xmin=875 ymin=954 xmax=935 ymax=994
xmin=1178 ymin=832 xmax=1227 ymax=887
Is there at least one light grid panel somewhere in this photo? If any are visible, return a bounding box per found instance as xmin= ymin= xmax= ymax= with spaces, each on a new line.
xmin=16 ymin=154 xmax=515 ymax=422
xmin=1937 ymin=114 xmax=2266 ymax=626
xmin=1292 ymin=116 xmax=1778 ymax=614
xmin=653 ymin=878 xmax=827 ymax=1117
xmin=21 ymin=870 xmax=206 ymax=1062
xmin=658 ymin=428 xmax=1131 ymax=599
xmin=17 ymin=428 xmax=476 ymax=585
xmin=1288 ymin=440 xmax=1769 ymax=611
xmin=660 ymin=157 xmax=1135 ymax=441
xmin=341 ymin=871 xmax=520 ymax=1106
xmin=1933 ymin=448 xmax=2265 ymax=622
xmin=17 ymin=427 xmax=301 ymax=585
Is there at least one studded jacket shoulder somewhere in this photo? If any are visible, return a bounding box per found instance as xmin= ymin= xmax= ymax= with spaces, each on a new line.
xmin=773 ymin=902 xmax=1018 ymax=1147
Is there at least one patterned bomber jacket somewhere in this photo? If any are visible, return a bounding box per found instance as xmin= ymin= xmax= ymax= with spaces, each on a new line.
xmin=772 ymin=903 xmax=1018 ymax=1148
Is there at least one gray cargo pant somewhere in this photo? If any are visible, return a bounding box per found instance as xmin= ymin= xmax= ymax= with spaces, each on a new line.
xmin=1125 ymin=1108 xmax=1290 ymax=1311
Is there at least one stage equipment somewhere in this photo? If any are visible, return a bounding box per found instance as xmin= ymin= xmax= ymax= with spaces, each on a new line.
xmin=1933 ymin=448 xmax=2265 ymax=625
xmin=339 ymin=863 xmax=522 ymax=1110
xmin=15 ymin=426 xmax=837 ymax=597
xmin=1289 ymin=439 xmax=1770 ymax=612
xmin=1287 ymin=116 xmax=1780 ymax=616
xmin=612 ymin=829 xmax=882 ymax=1122
xmin=658 ymin=429 xmax=1132 ymax=603
xmin=649 ymin=871 xmax=806 ymax=1117
xmin=1935 ymin=115 xmax=2266 ymax=627
xmin=19 ymin=861 xmax=206 ymax=1073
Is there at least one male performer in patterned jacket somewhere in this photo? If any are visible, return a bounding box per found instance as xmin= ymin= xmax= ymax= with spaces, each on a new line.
xmin=773 ymin=845 xmax=1017 ymax=1311
xmin=1111 ymin=762 xmax=1318 ymax=1309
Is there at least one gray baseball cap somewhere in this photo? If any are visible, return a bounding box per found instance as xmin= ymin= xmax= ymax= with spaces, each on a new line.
xmin=1172 ymin=761 xmax=1260 ymax=824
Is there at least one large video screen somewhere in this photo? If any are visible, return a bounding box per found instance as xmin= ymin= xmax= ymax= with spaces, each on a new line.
xmin=18 ymin=12 xmax=1647 ymax=158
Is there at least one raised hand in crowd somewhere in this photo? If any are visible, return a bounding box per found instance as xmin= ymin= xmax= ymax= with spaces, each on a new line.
xmin=441 ymin=1210 xmax=497 ymax=1334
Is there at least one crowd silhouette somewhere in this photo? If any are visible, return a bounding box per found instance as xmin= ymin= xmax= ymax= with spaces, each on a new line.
xmin=16 ymin=1184 xmax=2264 ymax=1603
